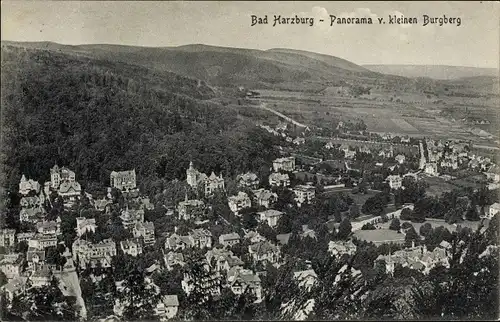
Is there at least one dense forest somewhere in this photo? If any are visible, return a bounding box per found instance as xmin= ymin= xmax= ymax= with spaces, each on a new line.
xmin=0 ymin=45 xmax=282 ymax=194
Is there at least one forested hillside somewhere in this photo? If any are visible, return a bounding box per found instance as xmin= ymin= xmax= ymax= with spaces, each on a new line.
xmin=0 ymin=45 xmax=282 ymax=193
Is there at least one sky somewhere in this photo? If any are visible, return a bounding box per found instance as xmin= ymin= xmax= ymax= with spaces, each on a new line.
xmin=1 ymin=1 xmax=499 ymax=68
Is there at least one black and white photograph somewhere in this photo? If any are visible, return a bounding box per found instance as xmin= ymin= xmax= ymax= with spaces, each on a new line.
xmin=0 ymin=1 xmax=499 ymax=321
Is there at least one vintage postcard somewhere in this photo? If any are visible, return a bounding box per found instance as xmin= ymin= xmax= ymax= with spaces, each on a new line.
xmin=0 ymin=1 xmax=498 ymax=321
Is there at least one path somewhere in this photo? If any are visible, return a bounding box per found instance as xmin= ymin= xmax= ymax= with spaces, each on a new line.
xmin=56 ymin=266 xmax=87 ymax=320
xmin=257 ymin=102 xmax=309 ymax=128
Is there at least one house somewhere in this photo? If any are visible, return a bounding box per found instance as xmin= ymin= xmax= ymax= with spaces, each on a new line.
xmin=228 ymin=192 xmax=252 ymax=214
xmin=177 ymin=197 xmax=206 ymax=221
xmin=0 ymin=254 xmax=23 ymax=280
xmin=36 ymin=220 xmax=60 ymax=235
xmin=190 ymin=229 xmax=212 ymax=249
xmin=248 ymin=241 xmax=280 ymax=264
xmin=273 ymin=157 xmax=296 ymax=172
xmin=110 ymin=169 xmax=137 ymax=191
xmin=395 ymin=155 xmax=406 ymax=164
xmin=328 ymin=240 xmax=357 ymax=257
xmin=293 ymin=269 xmax=317 ymax=291
xmin=164 ymin=251 xmax=185 ymax=271
xmin=72 ymin=239 xmax=117 ymax=269
xmin=252 ymin=189 xmax=278 ymax=208
xmin=256 ymin=209 xmax=283 ymax=228
xmin=276 ymin=233 xmax=291 ymax=245
xmin=58 ymin=181 xmax=82 ymax=204
xmin=186 ymin=161 xmax=208 ymax=188
xmin=376 ymin=244 xmax=449 ymax=275
xmin=386 ymin=175 xmax=402 ymax=190
xmin=19 ymin=207 xmax=45 ymax=223
xmin=236 ymin=172 xmax=259 ymax=189
xmin=293 ymin=138 xmax=306 ymax=145
xmin=165 ymin=233 xmax=194 ymax=251
xmin=19 ymin=174 xmax=41 ymax=195
xmin=155 ymin=295 xmax=179 ymax=320
xmin=219 ymin=233 xmax=240 ymax=247
xmin=379 ymin=146 xmax=394 ymax=158
xmin=341 ymin=145 xmax=356 ymax=159
xmin=1 ymin=277 xmax=28 ymax=302
xmin=94 ymin=198 xmax=113 ymax=212
xmin=120 ymin=238 xmax=143 ymax=257
xmin=425 ymin=163 xmax=439 ymax=176
xmin=28 ymin=234 xmax=58 ymax=250
xmin=133 ymin=221 xmax=156 ymax=245
xmin=244 ymin=230 xmax=266 ymax=244
xmin=301 ymin=225 xmax=316 ymax=239
xmin=486 ymin=203 xmax=500 ymax=219
xmin=227 ymin=267 xmax=262 ymax=302
xmin=50 ymin=165 xmax=76 ymax=189
xmin=139 ymin=197 xmax=154 ymax=211
xmin=76 ymin=217 xmax=97 ymax=237
xmin=30 ymin=265 xmax=52 ymax=288
xmin=0 ymin=229 xmax=16 ymax=248
xmin=120 ymin=207 xmax=145 ymax=230
xmin=293 ymin=185 xmax=316 ymax=206
xmin=204 ymin=172 xmax=225 ymax=196
xmin=26 ymin=248 xmax=46 ymax=271
xmin=16 ymin=232 xmax=35 ymax=243
xmin=268 ymin=172 xmax=290 ymax=187
xmin=20 ymin=196 xmax=42 ymax=208
xmin=206 ymin=248 xmax=244 ymax=272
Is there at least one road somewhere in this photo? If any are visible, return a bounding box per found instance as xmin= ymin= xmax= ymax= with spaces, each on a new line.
xmin=257 ymin=102 xmax=309 ymax=128
xmin=56 ymin=265 xmax=87 ymax=320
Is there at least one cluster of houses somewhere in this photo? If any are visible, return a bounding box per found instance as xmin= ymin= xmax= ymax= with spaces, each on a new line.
xmin=2 ymin=136 xmax=498 ymax=320
xmin=375 ymin=241 xmax=451 ymax=275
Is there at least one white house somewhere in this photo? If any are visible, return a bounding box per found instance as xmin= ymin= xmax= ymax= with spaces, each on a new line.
xmin=292 ymin=185 xmax=316 ymax=206
xmin=219 ymin=233 xmax=240 ymax=247
xmin=256 ymin=209 xmax=283 ymax=228
xmin=386 ymin=175 xmax=402 ymax=190
xmin=228 ymin=192 xmax=252 ymax=214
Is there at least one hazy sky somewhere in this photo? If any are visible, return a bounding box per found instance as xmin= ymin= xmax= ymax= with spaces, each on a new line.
xmin=2 ymin=1 xmax=499 ymax=68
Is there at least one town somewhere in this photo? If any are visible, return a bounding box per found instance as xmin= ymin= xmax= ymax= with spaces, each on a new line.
xmin=1 ymin=118 xmax=498 ymax=320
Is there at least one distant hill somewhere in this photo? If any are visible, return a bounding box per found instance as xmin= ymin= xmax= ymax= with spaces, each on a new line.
xmin=363 ymin=64 xmax=498 ymax=80
xmin=2 ymin=41 xmax=405 ymax=90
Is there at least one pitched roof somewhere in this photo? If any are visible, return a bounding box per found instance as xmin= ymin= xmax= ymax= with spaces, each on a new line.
xmin=258 ymin=209 xmax=283 ymax=218
xmin=58 ymin=181 xmax=81 ymax=194
xmin=162 ymin=295 xmax=179 ymax=306
xmin=220 ymin=232 xmax=240 ymax=241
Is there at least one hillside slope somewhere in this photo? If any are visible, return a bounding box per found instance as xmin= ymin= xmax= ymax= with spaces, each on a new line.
xmin=2 ymin=41 xmax=405 ymax=90
xmin=0 ymin=45 xmax=282 ymax=192
xmin=363 ymin=64 xmax=499 ymax=80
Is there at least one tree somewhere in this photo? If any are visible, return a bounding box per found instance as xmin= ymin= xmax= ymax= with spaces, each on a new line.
xmin=419 ymin=223 xmax=433 ymax=238
xmin=389 ymin=218 xmax=401 ymax=232
xmin=11 ymin=277 xmax=78 ymax=320
xmin=405 ymin=226 xmax=420 ymax=247
xmin=118 ymin=268 xmax=160 ymax=321
xmin=349 ymin=203 xmax=360 ymax=219
xmin=400 ymin=208 xmax=413 ymax=220
xmin=361 ymin=223 xmax=376 ymax=230
xmin=337 ymin=219 xmax=352 ymax=240
xmin=0 ymin=271 xmax=7 ymax=287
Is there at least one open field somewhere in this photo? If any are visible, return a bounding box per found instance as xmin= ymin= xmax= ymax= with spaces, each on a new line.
xmin=353 ymin=229 xmax=405 ymax=245
xmin=247 ymin=88 xmax=498 ymax=146
xmin=422 ymin=176 xmax=458 ymax=196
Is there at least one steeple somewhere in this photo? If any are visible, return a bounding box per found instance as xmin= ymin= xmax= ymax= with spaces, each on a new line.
xmin=20 ymin=174 xmax=27 ymax=182
xmin=189 ymin=161 xmax=194 ymax=170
